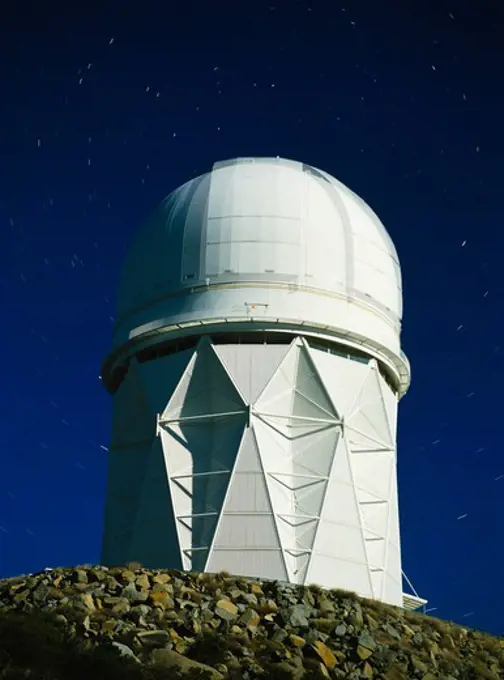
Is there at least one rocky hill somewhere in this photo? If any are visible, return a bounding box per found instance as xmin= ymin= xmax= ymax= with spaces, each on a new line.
xmin=0 ymin=565 xmax=502 ymax=679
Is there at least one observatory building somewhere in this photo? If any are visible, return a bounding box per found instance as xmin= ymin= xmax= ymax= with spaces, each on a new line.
xmin=101 ymin=157 xmax=426 ymax=611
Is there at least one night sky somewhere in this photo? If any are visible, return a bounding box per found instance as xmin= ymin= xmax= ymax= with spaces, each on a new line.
xmin=2 ymin=0 xmax=503 ymax=636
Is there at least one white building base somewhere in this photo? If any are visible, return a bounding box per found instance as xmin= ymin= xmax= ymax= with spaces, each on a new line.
xmin=102 ymin=335 xmax=404 ymax=607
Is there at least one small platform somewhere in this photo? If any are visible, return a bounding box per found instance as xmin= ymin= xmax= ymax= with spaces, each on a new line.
xmin=402 ymin=592 xmax=428 ymax=611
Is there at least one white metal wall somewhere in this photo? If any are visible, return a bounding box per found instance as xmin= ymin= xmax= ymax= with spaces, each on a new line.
xmin=102 ymin=335 xmax=402 ymax=606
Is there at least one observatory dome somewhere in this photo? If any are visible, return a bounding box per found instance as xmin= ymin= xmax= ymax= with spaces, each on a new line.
xmin=109 ymin=157 xmax=409 ymax=393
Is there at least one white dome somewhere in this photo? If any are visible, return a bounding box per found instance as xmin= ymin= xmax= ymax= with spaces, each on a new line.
xmin=110 ymin=157 xmax=409 ymax=393
xmin=118 ymin=157 xmax=402 ymax=324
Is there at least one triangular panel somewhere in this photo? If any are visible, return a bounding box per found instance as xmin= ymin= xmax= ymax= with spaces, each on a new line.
xmin=346 ymin=426 xmax=392 ymax=453
xmin=111 ymin=360 xmax=156 ymax=449
xmin=284 ymin=550 xmax=310 ymax=583
xmin=384 ymin=571 xmax=402 ymax=607
xmin=214 ymin=343 xmax=292 ymax=403
xmin=232 ymin=425 xmax=263 ymax=473
xmin=128 ymin=437 xmax=182 ymax=569
xmin=292 ymin=481 xmax=328 ymax=516
xmin=207 ymin=426 xmax=286 ymax=579
xmin=378 ymin=372 xmax=398 ymax=441
xmin=346 ymin=367 xmax=393 ymax=449
xmin=370 ymin=569 xmax=384 ymax=600
xmin=255 ymin=342 xmax=338 ymax=438
xmin=351 ymin=452 xmax=394 ymax=502
xmin=307 ymin=345 xmax=370 ymax=416
xmin=137 ymin=349 xmax=194 ymax=415
xmin=360 ymin=501 xmax=388 ymax=539
xmin=294 ymin=346 xmax=336 ymax=418
xmin=103 ymin=444 xmax=154 ymax=549
xmin=316 ymin=439 xmax=362 ymax=540
xmin=277 ymin=514 xmax=319 ymax=528
xmin=255 ymin=342 xmax=299 ymax=410
xmin=292 ymin=392 xmax=337 ymax=422
xmin=365 ymin=537 xmax=387 ymax=571
xmin=252 ymin=416 xmax=292 ymax=475
xmin=269 ymin=474 xmax=327 ymax=491
xmin=216 ymin=428 xmax=271 ymax=514
xmin=162 ymin=340 xmax=246 ymax=421
xmin=258 ymin=414 xmax=333 ymax=439
xmin=292 ymin=428 xmax=340 ymax=477
xmin=387 ymin=477 xmax=401 ymax=550
xmin=161 ymin=414 xmax=246 ymax=572
xmin=295 ymin=521 xmax=319 ymax=550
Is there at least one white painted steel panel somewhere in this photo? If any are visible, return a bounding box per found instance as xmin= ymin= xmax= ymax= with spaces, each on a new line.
xmin=207 ymin=549 xmax=287 ymax=581
xmin=214 ymin=343 xmax=292 ymax=403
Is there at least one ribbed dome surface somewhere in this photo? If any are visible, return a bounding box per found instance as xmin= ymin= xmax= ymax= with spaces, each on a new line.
xmin=117 ymin=157 xmax=403 ymax=328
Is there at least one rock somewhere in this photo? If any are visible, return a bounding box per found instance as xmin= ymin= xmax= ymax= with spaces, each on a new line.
xmin=263 ymin=598 xmax=279 ymax=613
xmin=403 ymin=624 xmax=415 ymax=638
xmin=312 ymin=640 xmax=338 ymax=669
xmin=242 ymin=592 xmax=258 ymax=606
xmin=366 ymin=613 xmax=379 ymax=629
xmin=150 ymin=648 xmax=224 ymax=678
xmin=411 ymin=656 xmax=429 ymax=674
xmin=135 ymin=573 xmax=150 ymax=590
xmin=122 ymin=582 xmax=141 ymax=602
xmin=240 ymin=608 xmax=261 ymax=631
xmin=130 ymin=603 xmax=150 ymax=617
xmin=80 ymin=593 xmax=95 ymax=611
xmin=349 ymin=609 xmax=364 ymax=627
xmin=358 ymin=632 xmax=377 ymax=652
xmin=72 ymin=569 xmax=88 ymax=584
xmin=104 ymin=576 xmax=121 ymax=592
xmin=383 ymin=666 xmax=408 ymax=680
xmin=272 ymin=628 xmax=289 ymax=643
xmin=110 ymin=641 xmax=141 ymax=663
xmin=137 ymin=629 xmax=171 ymax=647
xmin=112 ymin=598 xmax=131 ymax=615
xmin=0 ymin=565 xmax=502 ymax=680
xmin=304 ymin=657 xmax=331 ymax=678
xmin=53 ymin=614 xmax=68 ymax=627
xmin=149 ymin=591 xmax=175 ymax=609
xmin=383 ymin=623 xmax=401 ymax=639
xmin=125 ymin=562 xmax=143 ymax=572
xmin=302 ymin=589 xmax=316 ymax=607
xmin=362 ymin=661 xmax=374 ymax=678
xmin=152 ymin=581 xmax=173 ymax=594
xmin=318 ymin=598 xmax=335 ymax=615
xmin=412 ymin=632 xmax=424 ymax=646
xmin=101 ymin=619 xmax=118 ymax=634
xmin=215 ymin=598 xmax=238 ymax=620
xmin=250 ymin=583 xmax=263 ymax=596
xmin=357 ymin=645 xmax=374 ymax=661
xmin=285 ymin=603 xmax=312 ymax=627
xmin=289 ymin=634 xmax=306 ymax=648
xmin=152 ymin=573 xmax=171 ymax=584
xmin=266 ymin=660 xmax=305 ymax=679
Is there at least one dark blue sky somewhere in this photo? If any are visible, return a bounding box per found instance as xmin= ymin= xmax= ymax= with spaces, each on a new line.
xmin=1 ymin=0 xmax=503 ymax=636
